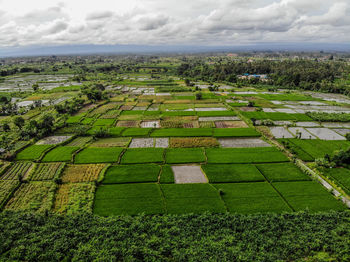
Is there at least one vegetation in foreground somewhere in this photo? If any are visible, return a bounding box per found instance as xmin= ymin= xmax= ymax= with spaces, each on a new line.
xmin=0 ymin=211 xmax=349 ymax=261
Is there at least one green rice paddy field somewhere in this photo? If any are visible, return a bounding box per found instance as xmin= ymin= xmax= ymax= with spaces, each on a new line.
xmin=1 ymin=87 xmax=349 ymax=216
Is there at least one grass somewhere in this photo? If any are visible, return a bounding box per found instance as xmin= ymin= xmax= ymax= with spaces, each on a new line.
xmin=213 ymin=182 xmax=291 ymax=213
xmin=206 ymin=147 xmax=289 ymax=164
xmin=66 ymin=137 xmax=93 ymax=147
xmin=202 ymin=164 xmax=265 ymax=183
xmin=213 ymin=128 xmax=260 ymax=137
xmin=161 ymin=184 xmax=226 ymax=214
xmin=15 ymin=145 xmax=53 ymax=160
xmin=151 ymin=128 xmax=213 ymax=137
xmin=242 ymin=112 xmax=312 ymax=121
xmin=93 ymin=119 xmax=115 ymax=126
xmin=159 ymin=165 xmax=174 ymax=183
xmin=121 ymin=148 xmax=164 ymax=164
xmin=102 ymin=164 xmax=161 ymax=184
xmin=121 ymin=128 xmax=152 ymax=137
xmin=196 ymin=111 xmax=236 ymax=117
xmin=74 ymin=147 xmax=123 ymax=164
xmin=42 ymin=146 xmax=80 ymax=162
xmin=256 ymin=163 xmax=310 ymax=182
xmin=321 ymin=167 xmax=350 ymax=195
xmin=280 ymin=139 xmax=350 ymax=161
xmin=93 ymin=183 xmax=165 ymax=216
xmin=165 ymin=148 xmax=206 ymax=164
xmin=273 ymin=181 xmax=346 ymax=212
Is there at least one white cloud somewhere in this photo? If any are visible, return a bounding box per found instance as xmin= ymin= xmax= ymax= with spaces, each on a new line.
xmin=0 ymin=0 xmax=348 ymax=47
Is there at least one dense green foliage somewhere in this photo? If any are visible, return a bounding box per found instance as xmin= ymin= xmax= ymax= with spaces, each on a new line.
xmin=0 ymin=211 xmax=349 ymax=261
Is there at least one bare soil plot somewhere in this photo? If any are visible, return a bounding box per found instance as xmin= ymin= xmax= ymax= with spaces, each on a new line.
xmin=36 ymin=136 xmax=72 ymax=145
xmin=141 ymin=121 xmax=160 ymax=128
xmin=120 ymin=105 xmax=133 ymax=110
xmin=333 ymin=128 xmax=350 ymax=136
xmin=155 ymin=138 xmax=169 ymax=148
xmin=306 ymin=128 xmax=346 ymax=140
xmin=240 ymin=107 xmax=256 ymax=112
xmin=322 ymin=122 xmax=346 ymax=128
xmin=170 ymin=137 xmax=218 ymax=148
xmin=90 ymin=137 xmax=130 ymax=147
xmin=172 ymin=165 xmax=208 ymax=184
xmin=129 ymin=138 xmax=154 ymax=148
xmin=61 ymin=164 xmax=106 ymax=183
xmin=160 ymin=121 xmax=184 ymax=128
xmin=262 ymin=108 xmax=276 ymax=113
xmin=215 ymin=121 xmax=248 ymax=128
xmin=132 ymin=106 xmax=147 ymax=111
xmin=273 ymin=121 xmax=293 ymax=126
xmin=274 ymin=108 xmax=297 ymax=114
xmin=269 ymin=127 xmax=294 ymax=139
xmin=295 ymin=122 xmax=320 ymax=127
xmin=195 ymin=108 xmax=227 ymax=111
xmin=199 ymin=116 xmax=240 ymax=121
xmin=116 ymin=120 xmax=139 ymax=127
xmin=299 ymin=101 xmax=327 ymax=105
xmin=183 ymin=121 xmax=200 ymax=128
xmin=288 ymin=127 xmax=316 ymax=139
xmin=217 ymin=138 xmax=271 ymax=148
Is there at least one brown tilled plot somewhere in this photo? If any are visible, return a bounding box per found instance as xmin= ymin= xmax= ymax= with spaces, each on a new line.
xmin=119 ymin=105 xmax=134 ymax=110
xmin=215 ymin=121 xmax=248 ymax=128
xmin=183 ymin=121 xmax=200 ymax=128
xmin=170 ymin=137 xmax=219 ymax=148
xmin=172 ymin=165 xmax=208 ymax=184
xmin=116 ymin=120 xmax=139 ymax=127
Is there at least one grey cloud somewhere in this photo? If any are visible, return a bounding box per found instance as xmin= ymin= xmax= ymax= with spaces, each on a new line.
xmin=47 ymin=21 xmax=68 ymax=34
xmin=0 ymin=0 xmax=349 ymax=47
xmin=138 ymin=15 xmax=169 ymax=30
xmin=86 ymin=11 xmax=114 ymax=20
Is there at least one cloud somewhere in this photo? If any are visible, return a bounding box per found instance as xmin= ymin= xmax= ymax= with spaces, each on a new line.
xmin=86 ymin=11 xmax=114 ymax=20
xmin=0 ymin=0 xmax=349 ymax=47
xmin=138 ymin=15 xmax=169 ymax=30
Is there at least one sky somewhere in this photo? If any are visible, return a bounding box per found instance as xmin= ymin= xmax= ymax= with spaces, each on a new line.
xmin=0 ymin=0 xmax=349 ymax=48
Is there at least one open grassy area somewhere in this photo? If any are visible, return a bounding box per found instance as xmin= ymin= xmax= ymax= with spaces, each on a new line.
xmin=202 ymin=164 xmax=265 ymax=183
xmin=15 ymin=145 xmax=53 ymax=161
xmin=94 ymin=183 xmax=165 ymax=216
xmin=42 ymin=146 xmax=80 ymax=162
xmin=74 ymin=148 xmax=123 ymax=164
xmin=161 ymin=184 xmax=226 ymax=214
xmin=165 ymin=148 xmax=206 ymax=164
xmin=273 ymin=181 xmax=346 ymax=212
xmin=206 ymin=147 xmax=289 ymax=164
xmin=213 ymin=128 xmax=260 ymax=137
xmin=121 ymin=148 xmax=164 ymax=164
xmin=256 ymin=163 xmax=310 ymax=182
xmin=213 ymin=182 xmax=292 ymax=213
xmin=103 ymin=164 xmax=161 ymax=184
xmin=280 ymin=139 xmax=350 ymax=161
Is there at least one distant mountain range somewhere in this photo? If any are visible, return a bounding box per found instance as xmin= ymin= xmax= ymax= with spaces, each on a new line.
xmin=0 ymin=43 xmax=349 ymax=57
